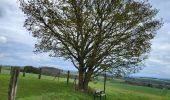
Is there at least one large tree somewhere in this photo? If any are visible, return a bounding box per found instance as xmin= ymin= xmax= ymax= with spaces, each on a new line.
xmin=19 ymin=0 xmax=162 ymax=90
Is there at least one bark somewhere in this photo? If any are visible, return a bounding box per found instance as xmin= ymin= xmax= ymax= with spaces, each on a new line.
xmin=78 ymin=68 xmax=92 ymax=91
xmin=83 ymin=77 xmax=90 ymax=90
xmin=83 ymin=70 xmax=93 ymax=90
xmin=78 ymin=69 xmax=84 ymax=90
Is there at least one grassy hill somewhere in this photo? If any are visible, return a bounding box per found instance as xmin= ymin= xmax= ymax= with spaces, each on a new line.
xmin=0 ymin=68 xmax=170 ymax=100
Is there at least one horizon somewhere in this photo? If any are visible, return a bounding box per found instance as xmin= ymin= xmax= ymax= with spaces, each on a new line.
xmin=0 ymin=0 xmax=170 ymax=79
xmin=2 ymin=64 xmax=170 ymax=80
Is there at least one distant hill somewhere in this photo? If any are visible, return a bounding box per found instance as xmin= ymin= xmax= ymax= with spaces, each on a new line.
xmin=125 ymin=77 xmax=170 ymax=89
xmin=41 ymin=67 xmax=63 ymax=76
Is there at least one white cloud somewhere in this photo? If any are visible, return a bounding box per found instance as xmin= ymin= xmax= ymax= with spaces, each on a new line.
xmin=16 ymin=52 xmax=51 ymax=62
xmin=0 ymin=0 xmax=36 ymax=46
xmin=0 ymin=0 xmax=74 ymax=70
xmin=0 ymin=53 xmax=5 ymax=58
xmin=0 ymin=36 xmax=7 ymax=43
xmin=148 ymin=57 xmax=170 ymax=66
xmin=1 ymin=0 xmax=170 ymax=78
xmin=152 ymin=43 xmax=170 ymax=52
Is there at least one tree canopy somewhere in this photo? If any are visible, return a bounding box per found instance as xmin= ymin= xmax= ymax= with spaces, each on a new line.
xmin=19 ymin=0 xmax=162 ymax=90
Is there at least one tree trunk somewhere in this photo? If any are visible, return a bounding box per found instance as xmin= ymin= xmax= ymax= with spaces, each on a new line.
xmin=78 ymin=70 xmax=84 ymax=90
xmin=83 ymin=77 xmax=90 ymax=90
xmin=83 ymin=71 xmax=92 ymax=90
xmin=78 ymin=69 xmax=92 ymax=91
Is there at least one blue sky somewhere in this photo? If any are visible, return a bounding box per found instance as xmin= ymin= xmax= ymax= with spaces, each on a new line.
xmin=0 ymin=0 xmax=170 ymax=79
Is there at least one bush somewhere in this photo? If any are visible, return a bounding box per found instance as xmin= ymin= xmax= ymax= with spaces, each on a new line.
xmin=24 ymin=66 xmax=40 ymax=74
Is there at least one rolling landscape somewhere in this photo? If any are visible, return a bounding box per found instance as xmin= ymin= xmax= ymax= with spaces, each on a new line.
xmin=1 ymin=0 xmax=170 ymax=100
xmin=0 ymin=66 xmax=170 ymax=100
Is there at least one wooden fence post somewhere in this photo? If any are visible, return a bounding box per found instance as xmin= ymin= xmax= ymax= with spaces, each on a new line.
xmin=38 ymin=68 xmax=42 ymax=79
xmin=0 ymin=66 xmax=2 ymax=73
xmin=8 ymin=67 xmax=20 ymax=100
xmin=104 ymin=70 xmax=106 ymax=92
xmin=23 ymin=67 xmax=25 ymax=77
xmin=67 ymin=71 xmax=70 ymax=85
xmin=10 ymin=67 xmax=12 ymax=74
xmin=74 ymin=75 xmax=77 ymax=90
xmin=58 ymin=71 xmax=60 ymax=81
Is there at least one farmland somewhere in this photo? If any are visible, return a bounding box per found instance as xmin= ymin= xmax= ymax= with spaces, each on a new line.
xmin=0 ymin=67 xmax=170 ymax=100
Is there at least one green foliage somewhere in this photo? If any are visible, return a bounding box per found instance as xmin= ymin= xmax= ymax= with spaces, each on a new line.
xmin=19 ymin=0 xmax=162 ymax=89
xmin=19 ymin=0 xmax=162 ymax=70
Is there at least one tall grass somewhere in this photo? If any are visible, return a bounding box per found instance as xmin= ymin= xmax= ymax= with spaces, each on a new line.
xmin=0 ymin=68 xmax=170 ymax=100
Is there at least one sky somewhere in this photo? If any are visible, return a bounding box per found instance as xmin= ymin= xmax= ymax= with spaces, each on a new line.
xmin=0 ymin=0 xmax=170 ymax=79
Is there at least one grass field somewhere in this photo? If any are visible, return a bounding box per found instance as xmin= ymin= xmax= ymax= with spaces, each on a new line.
xmin=0 ymin=68 xmax=170 ymax=100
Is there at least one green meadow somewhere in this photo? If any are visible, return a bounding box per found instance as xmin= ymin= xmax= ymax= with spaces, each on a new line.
xmin=0 ymin=68 xmax=170 ymax=100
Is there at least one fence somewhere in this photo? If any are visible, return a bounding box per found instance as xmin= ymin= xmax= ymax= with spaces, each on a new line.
xmin=0 ymin=66 xmax=79 ymax=100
